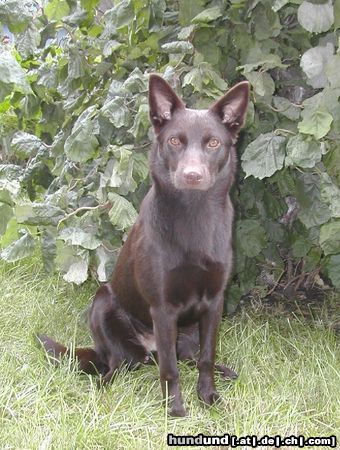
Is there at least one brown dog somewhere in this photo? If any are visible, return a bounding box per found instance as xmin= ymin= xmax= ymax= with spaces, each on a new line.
xmin=39 ymin=74 xmax=249 ymax=416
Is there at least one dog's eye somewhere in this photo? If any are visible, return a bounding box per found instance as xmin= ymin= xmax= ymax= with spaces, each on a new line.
xmin=169 ymin=136 xmax=181 ymax=146
xmin=207 ymin=138 xmax=220 ymax=149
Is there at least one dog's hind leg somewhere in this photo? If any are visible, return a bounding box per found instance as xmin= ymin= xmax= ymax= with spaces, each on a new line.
xmin=177 ymin=324 xmax=199 ymax=362
xmin=177 ymin=324 xmax=238 ymax=379
xmin=89 ymin=284 xmax=149 ymax=384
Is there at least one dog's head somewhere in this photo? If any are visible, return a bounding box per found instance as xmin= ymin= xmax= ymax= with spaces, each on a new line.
xmin=149 ymin=74 xmax=249 ymax=191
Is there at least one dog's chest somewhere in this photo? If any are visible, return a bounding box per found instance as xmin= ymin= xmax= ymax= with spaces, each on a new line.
xmin=164 ymin=257 xmax=226 ymax=320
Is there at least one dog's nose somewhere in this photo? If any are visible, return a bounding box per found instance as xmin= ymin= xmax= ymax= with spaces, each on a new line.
xmin=183 ymin=168 xmax=203 ymax=184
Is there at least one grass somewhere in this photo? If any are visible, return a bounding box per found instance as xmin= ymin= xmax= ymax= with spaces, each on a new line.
xmin=0 ymin=258 xmax=339 ymax=450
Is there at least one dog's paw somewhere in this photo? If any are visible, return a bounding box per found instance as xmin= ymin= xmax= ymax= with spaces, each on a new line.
xmin=215 ymin=364 xmax=238 ymax=380
xmin=169 ymin=403 xmax=188 ymax=417
xmin=197 ymin=387 xmax=221 ymax=406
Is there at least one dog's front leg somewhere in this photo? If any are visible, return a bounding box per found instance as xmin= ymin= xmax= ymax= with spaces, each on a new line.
xmin=197 ymin=295 xmax=223 ymax=405
xmin=151 ymin=306 xmax=186 ymax=417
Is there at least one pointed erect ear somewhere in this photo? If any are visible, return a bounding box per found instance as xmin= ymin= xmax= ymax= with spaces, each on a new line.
xmin=209 ymin=81 xmax=250 ymax=137
xmin=149 ymin=74 xmax=185 ymax=133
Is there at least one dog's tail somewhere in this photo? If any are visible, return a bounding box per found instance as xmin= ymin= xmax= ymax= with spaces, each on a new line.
xmin=37 ymin=334 xmax=106 ymax=375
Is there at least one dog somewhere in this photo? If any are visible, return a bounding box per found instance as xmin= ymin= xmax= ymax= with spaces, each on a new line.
xmin=39 ymin=74 xmax=249 ymax=417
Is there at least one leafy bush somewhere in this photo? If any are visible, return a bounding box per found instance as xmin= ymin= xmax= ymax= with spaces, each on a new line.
xmin=0 ymin=0 xmax=339 ymax=311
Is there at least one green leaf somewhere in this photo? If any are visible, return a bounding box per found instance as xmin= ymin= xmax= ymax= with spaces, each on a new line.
xmin=101 ymin=145 xmax=138 ymax=195
xmin=335 ymin=0 xmax=340 ymax=28
xmin=0 ymin=203 xmax=13 ymax=236
xmin=225 ymin=284 xmax=242 ymax=315
xmin=96 ymin=245 xmax=118 ymax=282
xmin=192 ymin=27 xmax=220 ymax=54
xmin=178 ymin=25 xmax=196 ymax=40
xmin=183 ymin=68 xmax=203 ymax=92
xmin=63 ymin=258 xmax=89 ymax=285
xmin=11 ymin=132 xmax=44 ymax=158
xmin=41 ymin=228 xmax=56 ymax=274
xmin=297 ymin=0 xmax=334 ymax=33
xmin=112 ymin=0 xmax=134 ymax=29
xmin=161 ymin=42 xmax=194 ymax=54
xmin=0 ymin=0 xmax=339 ymax=294
xmin=63 ymin=8 xmax=88 ymax=26
xmin=130 ymin=104 xmax=149 ymax=139
xmin=81 ymin=0 xmax=100 ymax=12
xmin=59 ymin=227 xmax=101 ymax=250
xmin=237 ymin=258 xmax=260 ymax=295
xmin=0 ymin=231 xmax=35 ymax=262
xmin=103 ymin=40 xmax=123 ymax=57
xmin=263 ymin=192 xmax=285 ymax=221
xmin=304 ymin=247 xmax=321 ymax=272
xmin=55 ymin=241 xmax=77 ymax=271
xmin=245 ymin=72 xmax=275 ymax=98
xmin=323 ymin=145 xmax=340 ymax=184
xmin=68 ymin=49 xmax=87 ymax=80
xmin=300 ymin=43 xmax=334 ymax=89
xmin=0 ymin=0 xmax=34 ymax=33
xmin=325 ymin=54 xmax=340 ymax=88
xmin=241 ymin=133 xmax=286 ymax=180
xmin=272 ymin=97 xmax=301 ymax=121
xmin=0 ymin=51 xmax=32 ymax=99
xmin=319 ymin=220 xmax=340 ymax=255
xmin=15 ymin=203 xmax=65 ymax=226
xmin=191 ymin=6 xmax=222 ymax=23
xmin=16 ymin=24 xmax=41 ymax=59
xmin=236 ymin=219 xmax=267 ymax=258
xmin=292 ymin=237 xmax=313 ymax=258
xmin=45 ymin=0 xmax=70 ymax=21
xmin=132 ymin=152 xmax=149 ymax=182
xmin=184 ymin=63 xmax=228 ymax=96
xmin=108 ymin=193 xmax=138 ymax=231
xmin=297 ymin=173 xmax=332 ymax=228
xmin=0 ymin=217 xmax=18 ymax=248
xmin=101 ymin=98 xmax=130 ymax=129
xmin=0 ymin=178 xmax=21 ymax=206
xmin=252 ymin=3 xmax=281 ymax=40
xmin=238 ymin=54 xmax=286 ymax=74
xmin=65 ymin=106 xmax=99 ymax=162
xmin=178 ymin=0 xmax=205 ymax=26
xmin=122 ymin=68 xmax=147 ymax=94
xmin=55 ymin=240 xmax=89 ymax=285
xmin=298 ymin=108 xmax=333 ymax=139
xmin=324 ymin=254 xmax=340 ymax=288
xmin=285 ymin=135 xmax=322 ymax=169
xmin=272 ymin=0 xmax=290 ymax=12
xmin=320 ymin=173 xmax=340 ymax=218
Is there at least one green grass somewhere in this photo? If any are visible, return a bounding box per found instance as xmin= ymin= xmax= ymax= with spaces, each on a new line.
xmin=0 ymin=258 xmax=339 ymax=450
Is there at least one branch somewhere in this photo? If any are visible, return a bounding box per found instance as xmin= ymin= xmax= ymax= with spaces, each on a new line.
xmin=57 ymin=202 xmax=111 ymax=228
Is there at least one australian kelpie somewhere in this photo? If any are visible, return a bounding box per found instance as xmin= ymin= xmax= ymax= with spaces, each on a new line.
xmin=39 ymin=74 xmax=249 ymax=417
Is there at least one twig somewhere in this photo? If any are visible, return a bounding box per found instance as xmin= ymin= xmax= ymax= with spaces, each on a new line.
xmin=294 ymin=271 xmax=306 ymax=292
xmin=274 ymin=128 xmax=296 ymax=135
xmin=58 ymin=202 xmax=111 ymax=228
xmin=266 ymin=268 xmax=286 ymax=297
xmin=283 ymin=272 xmax=308 ymax=291
xmin=134 ymin=141 xmax=152 ymax=150
xmin=305 ymin=267 xmax=320 ymax=290
xmin=287 ymin=258 xmax=293 ymax=281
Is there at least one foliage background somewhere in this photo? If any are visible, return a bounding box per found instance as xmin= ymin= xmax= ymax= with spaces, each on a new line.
xmin=0 ymin=0 xmax=339 ymax=312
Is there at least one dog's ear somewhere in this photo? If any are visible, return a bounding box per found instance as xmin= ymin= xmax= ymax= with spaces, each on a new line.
xmin=209 ymin=81 xmax=249 ymax=138
xmin=149 ymin=74 xmax=185 ymax=133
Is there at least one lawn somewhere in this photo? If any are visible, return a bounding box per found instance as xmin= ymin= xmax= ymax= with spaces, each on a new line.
xmin=0 ymin=258 xmax=339 ymax=449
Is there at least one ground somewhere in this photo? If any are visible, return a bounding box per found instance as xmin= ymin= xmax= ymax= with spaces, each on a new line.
xmin=0 ymin=258 xmax=339 ymax=449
